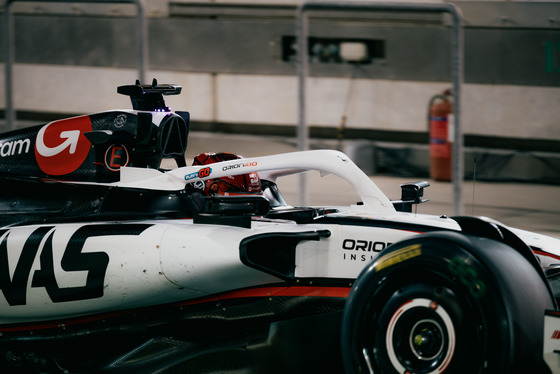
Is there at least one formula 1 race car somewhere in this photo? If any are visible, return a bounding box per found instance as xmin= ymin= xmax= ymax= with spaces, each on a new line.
xmin=0 ymin=80 xmax=559 ymax=374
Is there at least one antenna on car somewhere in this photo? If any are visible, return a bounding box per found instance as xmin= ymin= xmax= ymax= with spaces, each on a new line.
xmin=472 ymin=156 xmax=477 ymax=215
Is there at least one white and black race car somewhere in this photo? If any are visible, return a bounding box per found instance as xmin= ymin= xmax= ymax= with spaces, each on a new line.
xmin=0 ymin=80 xmax=559 ymax=374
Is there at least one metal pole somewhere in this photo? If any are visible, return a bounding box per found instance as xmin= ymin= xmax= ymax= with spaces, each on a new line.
xmin=3 ymin=0 xmax=147 ymax=131
xmin=296 ymin=2 xmax=309 ymax=206
xmin=135 ymin=0 xmax=147 ymax=84
xmin=3 ymin=0 xmax=15 ymax=131
xmin=450 ymin=8 xmax=464 ymax=216
xmin=297 ymin=1 xmax=464 ymax=215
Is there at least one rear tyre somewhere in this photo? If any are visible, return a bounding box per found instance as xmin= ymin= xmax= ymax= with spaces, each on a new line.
xmin=341 ymin=231 xmax=554 ymax=374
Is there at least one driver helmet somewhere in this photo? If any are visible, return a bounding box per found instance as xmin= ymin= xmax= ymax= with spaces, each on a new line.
xmin=191 ymin=152 xmax=261 ymax=196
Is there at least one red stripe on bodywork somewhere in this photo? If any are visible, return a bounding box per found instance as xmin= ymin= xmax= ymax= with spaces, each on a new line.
xmin=0 ymin=285 xmax=351 ymax=332
xmin=533 ymin=250 xmax=560 ymax=262
xmin=184 ymin=285 xmax=351 ymax=305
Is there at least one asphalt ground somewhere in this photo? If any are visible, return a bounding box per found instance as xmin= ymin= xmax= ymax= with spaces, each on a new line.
xmin=184 ymin=131 xmax=560 ymax=240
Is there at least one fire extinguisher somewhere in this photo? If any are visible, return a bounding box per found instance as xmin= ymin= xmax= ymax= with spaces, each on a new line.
xmin=428 ymin=89 xmax=453 ymax=181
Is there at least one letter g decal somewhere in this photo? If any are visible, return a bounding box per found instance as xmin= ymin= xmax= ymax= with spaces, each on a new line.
xmin=35 ymin=116 xmax=92 ymax=175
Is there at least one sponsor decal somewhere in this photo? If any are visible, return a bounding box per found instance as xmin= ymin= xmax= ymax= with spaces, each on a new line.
xmin=198 ymin=167 xmax=211 ymax=178
xmin=114 ymin=114 xmax=127 ymax=128
xmin=184 ymin=166 xmax=213 ymax=181
xmin=104 ymin=144 xmax=129 ymax=171
xmin=0 ymin=138 xmax=31 ymax=158
xmin=551 ymin=330 xmax=560 ymax=340
xmin=342 ymin=239 xmax=393 ymax=262
xmin=184 ymin=171 xmax=199 ymax=181
xmin=0 ymin=224 xmax=150 ymax=306
xmin=185 ymin=162 xmax=255 ymax=181
xmin=35 ymin=116 xmax=93 ymax=175
xmin=222 ymin=161 xmax=257 ymax=172
xmin=375 ymin=244 xmax=422 ymax=271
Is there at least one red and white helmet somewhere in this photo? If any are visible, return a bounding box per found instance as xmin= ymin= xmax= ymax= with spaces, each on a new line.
xmin=191 ymin=152 xmax=261 ymax=196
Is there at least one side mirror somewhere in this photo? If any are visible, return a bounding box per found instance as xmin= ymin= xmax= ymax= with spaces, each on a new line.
xmin=392 ymin=181 xmax=430 ymax=212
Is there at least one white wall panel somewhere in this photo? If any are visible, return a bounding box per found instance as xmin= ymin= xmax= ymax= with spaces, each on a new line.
xmin=2 ymin=64 xmax=560 ymax=141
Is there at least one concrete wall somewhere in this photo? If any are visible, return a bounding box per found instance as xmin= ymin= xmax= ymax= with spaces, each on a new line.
xmin=1 ymin=0 xmax=559 ymax=153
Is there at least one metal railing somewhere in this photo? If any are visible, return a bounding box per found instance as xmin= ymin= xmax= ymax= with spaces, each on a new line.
xmin=2 ymin=0 xmax=148 ymax=131
xmin=296 ymin=1 xmax=464 ymax=215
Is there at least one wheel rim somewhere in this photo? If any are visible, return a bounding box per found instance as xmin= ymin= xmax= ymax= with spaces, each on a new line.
xmin=409 ymin=319 xmax=444 ymax=361
xmin=384 ymin=298 xmax=456 ymax=373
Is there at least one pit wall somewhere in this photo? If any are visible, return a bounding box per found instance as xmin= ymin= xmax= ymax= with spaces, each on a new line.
xmin=1 ymin=64 xmax=558 ymax=144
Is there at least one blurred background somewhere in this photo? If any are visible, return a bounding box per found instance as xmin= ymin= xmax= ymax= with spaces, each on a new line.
xmin=1 ymin=0 xmax=559 ymax=235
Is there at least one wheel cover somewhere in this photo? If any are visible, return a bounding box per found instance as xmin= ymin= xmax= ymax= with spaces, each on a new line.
xmin=384 ymin=298 xmax=456 ymax=373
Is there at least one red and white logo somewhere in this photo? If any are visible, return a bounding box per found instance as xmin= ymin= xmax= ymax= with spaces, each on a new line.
xmin=104 ymin=144 xmax=129 ymax=171
xmin=35 ymin=116 xmax=92 ymax=175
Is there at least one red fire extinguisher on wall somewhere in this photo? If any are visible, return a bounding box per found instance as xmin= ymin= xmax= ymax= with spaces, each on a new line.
xmin=428 ymin=89 xmax=453 ymax=181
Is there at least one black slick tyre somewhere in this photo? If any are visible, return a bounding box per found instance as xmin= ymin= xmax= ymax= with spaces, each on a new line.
xmin=341 ymin=231 xmax=555 ymax=374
